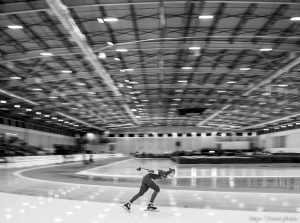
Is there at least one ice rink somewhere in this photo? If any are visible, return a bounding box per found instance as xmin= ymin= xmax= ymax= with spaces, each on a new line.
xmin=1 ymin=157 xmax=300 ymax=223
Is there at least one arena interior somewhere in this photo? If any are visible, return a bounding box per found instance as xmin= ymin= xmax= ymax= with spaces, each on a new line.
xmin=0 ymin=0 xmax=300 ymax=223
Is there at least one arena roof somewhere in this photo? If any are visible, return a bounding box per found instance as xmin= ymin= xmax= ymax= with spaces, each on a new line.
xmin=0 ymin=0 xmax=299 ymax=133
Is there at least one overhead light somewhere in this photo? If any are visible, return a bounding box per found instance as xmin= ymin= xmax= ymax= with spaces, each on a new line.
xmin=259 ymin=102 xmax=266 ymax=105
xmin=98 ymin=52 xmax=107 ymax=59
xmin=124 ymin=68 xmax=134 ymax=72
xmin=87 ymin=92 xmax=96 ymax=95
xmin=44 ymin=115 xmax=50 ymax=117
xmin=0 ymin=100 xmax=7 ymax=103
xmin=141 ymin=99 xmax=149 ymax=102
xmin=76 ymin=82 xmax=86 ymax=86
xmin=290 ymin=17 xmax=300 ymax=21
xmin=263 ymin=128 xmax=269 ymax=131
xmin=189 ymin=46 xmax=201 ymax=50
xmin=199 ymin=15 xmax=214 ymax=19
xmin=61 ymin=70 xmax=72 ymax=73
xmin=32 ymin=88 xmax=42 ymax=91
xmin=131 ymin=109 xmax=137 ymax=111
xmin=182 ymin=67 xmax=193 ymax=70
xmin=171 ymin=103 xmax=178 ymax=106
xmin=97 ymin=18 xmax=104 ymax=23
xmin=239 ymin=67 xmax=251 ymax=71
xmin=10 ymin=76 xmax=22 ymax=80
xmin=36 ymin=112 xmax=42 ymax=115
xmin=103 ymin=17 xmax=118 ymax=22
xmin=178 ymin=80 xmax=188 ymax=83
xmin=107 ymin=42 xmax=114 ymax=46
xmin=217 ymin=90 xmax=226 ymax=93
xmin=175 ymin=89 xmax=183 ymax=92
xmin=259 ymin=48 xmax=272 ymax=52
xmin=14 ymin=105 xmax=20 ymax=108
xmin=58 ymin=119 xmax=63 ymax=122
xmin=49 ymin=96 xmax=58 ymax=99
xmin=114 ymin=57 xmax=120 ymax=61
xmin=8 ymin=25 xmax=23 ymax=29
xmin=227 ymin=81 xmax=236 ymax=84
xmin=240 ymin=105 xmax=248 ymax=108
xmin=40 ymin=52 xmax=53 ymax=56
xmin=131 ymin=81 xmax=139 ymax=84
xmin=127 ymin=86 xmax=132 ymax=89
xmin=277 ymin=84 xmax=288 ymax=87
xmin=173 ymin=99 xmax=181 ymax=101
xmin=116 ymin=48 xmax=128 ymax=52
xmin=52 ymin=117 xmax=57 ymax=120
xmin=26 ymin=109 xmax=32 ymax=111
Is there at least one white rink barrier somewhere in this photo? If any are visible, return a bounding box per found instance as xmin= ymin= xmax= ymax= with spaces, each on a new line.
xmin=267 ymin=148 xmax=300 ymax=153
xmin=0 ymin=153 xmax=125 ymax=169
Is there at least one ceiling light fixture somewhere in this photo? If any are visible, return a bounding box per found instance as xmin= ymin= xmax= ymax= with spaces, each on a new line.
xmin=239 ymin=67 xmax=251 ymax=71
xmin=277 ymin=84 xmax=288 ymax=87
xmin=178 ymin=80 xmax=188 ymax=83
xmin=124 ymin=68 xmax=134 ymax=72
xmin=14 ymin=105 xmax=20 ymax=108
xmin=10 ymin=76 xmax=22 ymax=80
xmin=199 ymin=15 xmax=214 ymax=19
xmin=97 ymin=18 xmax=104 ymax=23
xmin=116 ymin=48 xmax=128 ymax=52
xmin=114 ymin=57 xmax=120 ymax=61
xmin=40 ymin=52 xmax=53 ymax=56
xmin=259 ymin=48 xmax=273 ymax=52
xmin=107 ymin=42 xmax=114 ymax=45
xmin=227 ymin=81 xmax=236 ymax=84
xmin=290 ymin=17 xmax=300 ymax=21
xmin=0 ymin=100 xmax=7 ymax=103
xmin=44 ymin=115 xmax=50 ymax=117
xmin=61 ymin=70 xmax=72 ymax=73
xmin=49 ymin=96 xmax=58 ymax=99
xmin=98 ymin=52 xmax=107 ymax=59
xmin=26 ymin=109 xmax=32 ymax=111
xmin=7 ymin=25 xmax=23 ymax=29
xmin=103 ymin=17 xmax=118 ymax=22
xmin=182 ymin=67 xmax=193 ymax=70
xmin=76 ymin=82 xmax=86 ymax=86
xmin=189 ymin=46 xmax=201 ymax=50
xmin=32 ymin=88 xmax=42 ymax=91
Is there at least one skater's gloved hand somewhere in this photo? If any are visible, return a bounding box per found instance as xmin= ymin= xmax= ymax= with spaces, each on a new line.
xmin=136 ymin=167 xmax=141 ymax=171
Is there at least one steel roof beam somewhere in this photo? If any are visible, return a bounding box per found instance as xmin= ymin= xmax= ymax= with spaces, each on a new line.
xmin=1 ymin=0 xmax=299 ymax=16
xmin=197 ymin=54 xmax=300 ymax=127
xmin=45 ymin=0 xmax=138 ymax=126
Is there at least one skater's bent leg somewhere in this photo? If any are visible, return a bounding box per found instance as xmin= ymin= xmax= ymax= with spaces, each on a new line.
xmin=130 ymin=182 xmax=149 ymax=203
xmin=150 ymin=190 xmax=159 ymax=203
xmin=149 ymin=182 xmax=160 ymax=203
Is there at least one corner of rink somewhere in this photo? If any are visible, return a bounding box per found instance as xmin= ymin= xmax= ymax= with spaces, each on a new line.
xmin=1 ymin=192 xmax=299 ymax=223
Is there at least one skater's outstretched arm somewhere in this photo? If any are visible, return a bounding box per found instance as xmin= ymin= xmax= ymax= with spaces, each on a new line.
xmin=136 ymin=167 xmax=159 ymax=174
